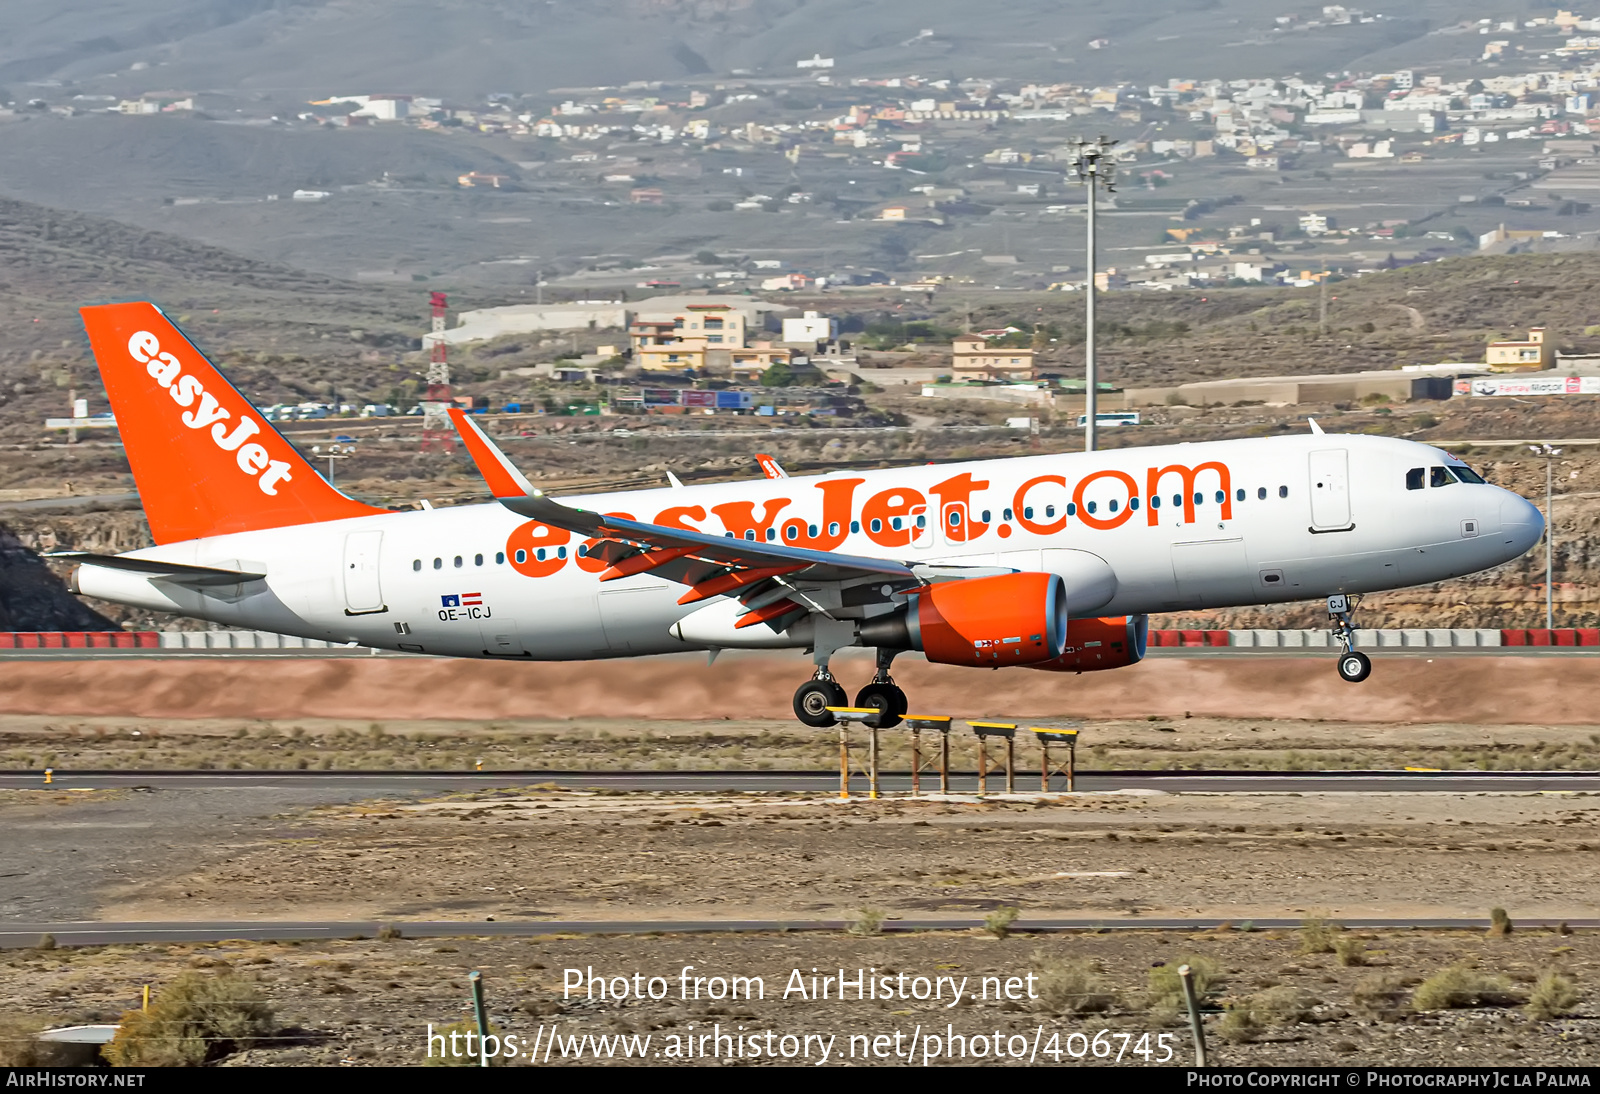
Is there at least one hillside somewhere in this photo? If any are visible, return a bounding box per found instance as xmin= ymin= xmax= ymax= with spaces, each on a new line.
xmin=0 ymin=193 xmax=476 ymax=443
xmin=0 ymin=0 xmax=1486 ymax=99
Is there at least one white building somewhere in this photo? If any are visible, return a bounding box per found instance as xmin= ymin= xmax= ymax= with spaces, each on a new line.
xmin=782 ymin=311 xmax=839 ymax=343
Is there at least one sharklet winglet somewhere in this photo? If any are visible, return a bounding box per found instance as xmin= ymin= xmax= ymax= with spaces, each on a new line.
xmin=448 ymin=408 xmax=538 ymax=497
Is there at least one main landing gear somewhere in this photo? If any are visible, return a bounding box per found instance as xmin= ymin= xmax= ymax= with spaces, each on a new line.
xmin=791 ymin=649 xmax=909 ymax=729
xmin=1328 ymin=593 xmax=1372 ymax=683
xmin=793 ymin=672 xmax=847 ymax=727
xmin=854 ymin=649 xmax=908 ymax=729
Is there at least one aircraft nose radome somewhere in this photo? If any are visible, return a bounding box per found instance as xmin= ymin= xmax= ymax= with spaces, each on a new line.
xmin=1500 ymin=492 xmax=1545 ymax=556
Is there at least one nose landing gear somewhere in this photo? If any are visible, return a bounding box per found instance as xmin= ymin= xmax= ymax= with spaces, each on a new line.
xmin=1328 ymin=593 xmax=1371 ymax=683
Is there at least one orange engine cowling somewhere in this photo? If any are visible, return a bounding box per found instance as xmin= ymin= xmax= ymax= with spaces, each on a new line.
xmin=1029 ymin=615 xmax=1148 ymax=673
xmin=907 ymin=572 xmax=1068 ymax=667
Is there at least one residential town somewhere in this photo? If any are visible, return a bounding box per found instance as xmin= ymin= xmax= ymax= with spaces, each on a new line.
xmin=13 ymin=8 xmax=1600 ymax=295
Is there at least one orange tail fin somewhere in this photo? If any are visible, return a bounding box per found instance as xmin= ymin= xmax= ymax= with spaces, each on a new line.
xmin=80 ymin=301 xmax=386 ymax=544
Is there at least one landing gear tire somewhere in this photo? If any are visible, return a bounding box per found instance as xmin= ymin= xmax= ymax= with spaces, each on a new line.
xmin=854 ymin=682 xmax=908 ymax=729
xmin=1337 ymin=650 xmax=1372 ymax=683
xmin=794 ymin=679 xmax=849 ymax=727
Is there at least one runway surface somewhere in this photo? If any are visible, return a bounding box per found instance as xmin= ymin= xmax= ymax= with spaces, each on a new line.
xmin=5 ymin=916 xmax=1598 ymax=948
xmin=3 ymin=645 xmax=1599 ymax=661
xmin=5 ymin=769 xmax=1599 ymax=794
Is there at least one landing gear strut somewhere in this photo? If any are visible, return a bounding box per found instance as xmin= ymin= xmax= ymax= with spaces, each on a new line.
xmin=1328 ymin=593 xmax=1371 ymax=683
xmin=854 ymin=649 xmax=908 ymax=729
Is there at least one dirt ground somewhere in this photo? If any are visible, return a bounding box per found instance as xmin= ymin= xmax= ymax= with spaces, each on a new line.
xmin=6 ymin=928 xmax=1600 ymax=1067
xmin=6 ymin=655 xmax=1600 ymax=1067
xmin=24 ymin=785 xmax=1590 ymax=925
xmin=5 ymin=712 xmax=1600 ymax=774
xmin=1 ymin=652 xmax=1599 ymax=728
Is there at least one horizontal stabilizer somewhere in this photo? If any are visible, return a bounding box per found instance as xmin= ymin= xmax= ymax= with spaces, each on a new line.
xmin=48 ymin=552 xmax=265 ymax=587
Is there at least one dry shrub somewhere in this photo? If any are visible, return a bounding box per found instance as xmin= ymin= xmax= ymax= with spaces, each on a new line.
xmin=984 ymin=906 xmax=1019 ymax=940
xmin=1412 ymin=964 xmax=1517 ymax=1012
xmin=1352 ymin=973 xmax=1408 ymax=1020
xmin=0 ymin=1016 xmax=45 ymax=1067
xmin=1219 ymin=986 xmax=1318 ymax=1043
xmin=1333 ymin=936 xmax=1367 ymax=967
xmin=1526 ymin=972 xmax=1581 ymax=1021
xmin=847 ymin=908 xmax=885 ymax=937
xmin=1031 ymin=953 xmax=1118 ymax=1015
xmin=1297 ymin=917 xmax=1337 ymax=955
xmin=1147 ymin=956 xmax=1222 ymax=1019
xmin=103 ymin=970 xmax=273 ymax=1066
xmin=1488 ymin=908 xmax=1513 ymax=937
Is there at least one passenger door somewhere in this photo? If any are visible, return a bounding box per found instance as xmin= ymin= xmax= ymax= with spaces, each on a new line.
xmin=341 ymin=531 xmax=385 ymax=615
xmin=1308 ymin=449 xmax=1352 ymax=531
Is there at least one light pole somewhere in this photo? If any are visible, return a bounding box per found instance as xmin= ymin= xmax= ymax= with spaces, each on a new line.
xmin=1529 ymin=444 xmax=1562 ymax=630
xmin=1070 ymin=136 xmax=1117 ymax=453
xmin=312 ymin=444 xmax=355 ymax=488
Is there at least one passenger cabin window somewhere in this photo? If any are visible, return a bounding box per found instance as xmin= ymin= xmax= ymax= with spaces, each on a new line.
xmin=1257 ymin=487 xmax=1267 ymax=500
xmin=1430 ymin=466 xmax=1458 ymax=488
xmin=474 ymin=554 xmax=484 ymax=566
xmin=496 ymin=552 xmax=505 ymax=564
xmin=433 ymin=558 xmax=442 ymax=570
xmin=412 ymin=559 xmax=421 ymax=572
xmin=1236 ymin=489 xmax=1245 ymax=502
xmin=454 ymin=556 xmax=463 ymax=568
xmin=1453 ymin=465 xmax=1487 ymax=484
xmin=1406 ymin=468 xmax=1425 ymax=490
xmin=1278 ymin=486 xmax=1288 ymax=498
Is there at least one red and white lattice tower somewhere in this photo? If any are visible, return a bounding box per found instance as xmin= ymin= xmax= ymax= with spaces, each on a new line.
xmin=421 ymin=290 xmax=455 ymax=452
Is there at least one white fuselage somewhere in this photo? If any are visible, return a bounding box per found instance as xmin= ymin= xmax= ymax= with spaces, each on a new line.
xmin=77 ymin=433 xmax=1542 ymax=660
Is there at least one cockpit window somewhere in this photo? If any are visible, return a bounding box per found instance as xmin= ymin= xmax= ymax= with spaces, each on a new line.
xmin=1451 ymin=465 xmax=1487 ymax=484
xmin=1430 ymin=466 xmax=1459 ymax=488
xmin=1405 ymin=468 xmax=1425 ymax=491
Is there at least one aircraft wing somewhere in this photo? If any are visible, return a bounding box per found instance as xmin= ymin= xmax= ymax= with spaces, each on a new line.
xmin=498 ymin=491 xmax=916 ymax=584
xmin=47 ymin=552 xmax=266 ymax=588
xmin=451 ymin=408 xmax=1009 ymax=630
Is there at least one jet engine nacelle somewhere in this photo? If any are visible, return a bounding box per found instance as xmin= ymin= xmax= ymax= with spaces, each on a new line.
xmin=1029 ymin=615 xmax=1148 ymax=673
xmin=861 ymin=571 xmax=1068 ymax=667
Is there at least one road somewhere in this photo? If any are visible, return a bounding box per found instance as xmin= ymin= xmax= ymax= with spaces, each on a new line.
xmin=5 ymin=769 xmax=1598 ymax=794
xmin=0 ymin=491 xmax=139 ymax=513
xmin=4 ymin=915 xmax=1597 ymax=948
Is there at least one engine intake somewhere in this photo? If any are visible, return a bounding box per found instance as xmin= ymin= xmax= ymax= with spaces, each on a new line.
xmin=860 ymin=572 xmax=1067 ymax=667
xmin=1029 ymin=615 xmax=1148 ymax=673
